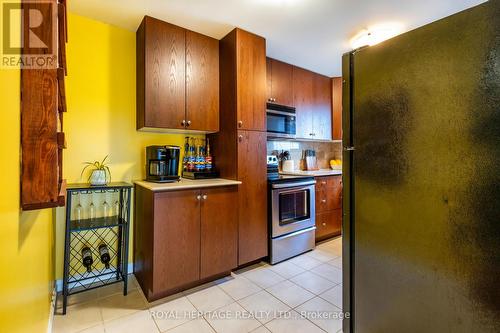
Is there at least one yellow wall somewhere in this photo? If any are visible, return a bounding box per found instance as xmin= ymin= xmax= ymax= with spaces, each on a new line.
xmin=0 ymin=2 xmax=55 ymax=332
xmin=54 ymin=13 xmax=200 ymax=279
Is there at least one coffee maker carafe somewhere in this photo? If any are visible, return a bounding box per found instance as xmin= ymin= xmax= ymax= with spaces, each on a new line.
xmin=146 ymin=145 xmax=181 ymax=182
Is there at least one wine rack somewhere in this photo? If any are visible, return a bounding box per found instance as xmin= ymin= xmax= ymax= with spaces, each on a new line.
xmin=61 ymin=182 xmax=132 ymax=314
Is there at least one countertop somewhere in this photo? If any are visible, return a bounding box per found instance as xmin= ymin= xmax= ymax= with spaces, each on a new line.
xmin=280 ymin=169 xmax=342 ymax=177
xmin=134 ymin=178 xmax=242 ymax=192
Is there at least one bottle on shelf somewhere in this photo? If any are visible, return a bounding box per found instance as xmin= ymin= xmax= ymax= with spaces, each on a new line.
xmin=205 ymin=138 xmax=213 ymax=171
xmin=182 ymin=136 xmax=189 ymax=171
xmin=81 ymin=246 xmax=93 ymax=273
xmin=99 ymin=243 xmax=111 ymax=269
xmin=187 ymin=138 xmax=196 ymax=172
xmin=196 ymin=139 xmax=206 ymax=171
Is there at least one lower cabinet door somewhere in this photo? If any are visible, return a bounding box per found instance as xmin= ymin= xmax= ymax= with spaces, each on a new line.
xmin=316 ymin=209 xmax=342 ymax=240
xmin=153 ymin=190 xmax=201 ymax=294
xmin=200 ymin=186 xmax=238 ymax=278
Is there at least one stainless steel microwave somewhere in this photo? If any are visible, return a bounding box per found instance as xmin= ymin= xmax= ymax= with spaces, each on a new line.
xmin=266 ymin=103 xmax=296 ymax=138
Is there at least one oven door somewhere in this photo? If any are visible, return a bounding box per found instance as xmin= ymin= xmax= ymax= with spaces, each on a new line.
xmin=271 ymin=181 xmax=316 ymax=238
xmin=266 ymin=110 xmax=296 ymax=138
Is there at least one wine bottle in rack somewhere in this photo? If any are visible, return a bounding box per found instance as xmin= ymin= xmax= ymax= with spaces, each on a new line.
xmin=99 ymin=243 xmax=111 ymax=269
xmin=81 ymin=246 xmax=93 ymax=273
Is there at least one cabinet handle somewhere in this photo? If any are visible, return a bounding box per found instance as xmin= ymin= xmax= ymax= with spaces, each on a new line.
xmin=321 ymin=181 xmax=327 ymax=185
xmin=322 ymin=223 xmax=326 ymax=226
xmin=238 ymin=135 xmax=243 ymax=142
xmin=321 ymin=199 xmax=326 ymax=203
xmin=202 ymin=194 xmax=207 ymax=200
xmin=196 ymin=195 xmax=201 ymax=200
xmin=186 ymin=120 xmax=191 ymax=127
xmin=181 ymin=120 xmax=186 ymax=126
xmin=238 ymin=121 xmax=243 ymax=128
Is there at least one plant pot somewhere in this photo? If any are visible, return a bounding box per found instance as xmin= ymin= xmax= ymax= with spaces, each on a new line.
xmin=89 ymin=170 xmax=107 ymax=186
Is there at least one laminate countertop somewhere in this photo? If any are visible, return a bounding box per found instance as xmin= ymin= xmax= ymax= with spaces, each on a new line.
xmin=134 ymin=178 xmax=242 ymax=192
xmin=280 ymin=169 xmax=342 ymax=177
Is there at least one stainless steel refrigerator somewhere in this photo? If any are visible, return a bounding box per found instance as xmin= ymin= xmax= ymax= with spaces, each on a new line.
xmin=342 ymin=1 xmax=499 ymax=332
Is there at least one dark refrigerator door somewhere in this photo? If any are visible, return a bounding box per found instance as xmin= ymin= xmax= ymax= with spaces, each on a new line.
xmin=343 ymin=2 xmax=499 ymax=332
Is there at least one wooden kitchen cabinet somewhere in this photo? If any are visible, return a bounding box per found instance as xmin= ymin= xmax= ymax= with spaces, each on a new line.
xmin=315 ymin=175 xmax=342 ymax=241
xmin=293 ymin=66 xmax=333 ymax=140
xmin=200 ymin=186 xmax=238 ymax=278
xmin=313 ymin=74 xmax=332 ymax=140
xmin=209 ymin=27 xmax=268 ymax=266
xmin=293 ymin=66 xmax=314 ymax=138
xmin=316 ymin=209 xmax=342 ymax=240
xmin=237 ymin=130 xmax=268 ymax=265
xmin=235 ymin=29 xmax=267 ymax=131
xmin=134 ymin=185 xmax=238 ymax=301
xmin=186 ymin=30 xmax=219 ymax=132
xmin=266 ymin=57 xmax=294 ymax=106
xmin=136 ymin=16 xmax=219 ymax=132
xmin=153 ymin=190 xmax=201 ymax=293
xmin=332 ymin=77 xmax=343 ymax=140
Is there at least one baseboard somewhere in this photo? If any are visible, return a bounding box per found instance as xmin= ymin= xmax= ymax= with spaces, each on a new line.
xmin=47 ymin=283 xmax=56 ymax=333
xmin=55 ymin=263 xmax=134 ymax=292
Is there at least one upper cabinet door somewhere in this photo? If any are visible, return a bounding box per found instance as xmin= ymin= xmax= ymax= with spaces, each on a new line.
xmin=266 ymin=58 xmax=272 ymax=104
xmin=268 ymin=58 xmax=293 ymax=107
xmin=332 ymin=77 xmax=343 ymax=140
xmin=236 ymin=29 xmax=266 ymax=132
xmin=186 ymin=30 xmax=219 ymax=132
xmin=138 ymin=16 xmax=186 ymax=130
xmin=312 ymin=74 xmax=332 ymax=140
xmin=293 ymin=66 xmax=314 ymax=139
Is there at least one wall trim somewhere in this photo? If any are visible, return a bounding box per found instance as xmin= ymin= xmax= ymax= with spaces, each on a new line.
xmin=47 ymin=283 xmax=56 ymax=333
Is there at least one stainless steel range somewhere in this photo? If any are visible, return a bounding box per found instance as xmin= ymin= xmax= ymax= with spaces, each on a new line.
xmin=267 ymin=156 xmax=316 ymax=264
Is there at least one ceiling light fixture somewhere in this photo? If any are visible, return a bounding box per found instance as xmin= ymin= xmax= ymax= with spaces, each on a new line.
xmin=350 ymin=22 xmax=405 ymax=49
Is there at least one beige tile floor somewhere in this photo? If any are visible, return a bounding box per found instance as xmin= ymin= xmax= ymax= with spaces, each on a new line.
xmin=53 ymin=237 xmax=343 ymax=333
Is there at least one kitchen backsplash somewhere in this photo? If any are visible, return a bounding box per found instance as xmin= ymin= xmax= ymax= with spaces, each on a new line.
xmin=267 ymin=140 xmax=342 ymax=170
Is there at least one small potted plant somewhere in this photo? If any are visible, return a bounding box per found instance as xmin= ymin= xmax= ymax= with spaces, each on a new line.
xmin=81 ymin=156 xmax=112 ymax=186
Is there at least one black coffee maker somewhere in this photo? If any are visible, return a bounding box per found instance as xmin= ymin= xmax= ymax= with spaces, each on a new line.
xmin=146 ymin=145 xmax=181 ymax=182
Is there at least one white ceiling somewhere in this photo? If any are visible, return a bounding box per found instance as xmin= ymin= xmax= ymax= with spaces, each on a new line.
xmin=70 ymin=0 xmax=486 ymax=76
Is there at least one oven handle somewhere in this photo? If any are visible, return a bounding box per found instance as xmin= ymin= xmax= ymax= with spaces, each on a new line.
xmin=271 ymin=180 xmax=316 ymax=189
xmin=275 ymin=226 xmax=317 ymax=240
xmin=267 ymin=110 xmax=296 ymax=117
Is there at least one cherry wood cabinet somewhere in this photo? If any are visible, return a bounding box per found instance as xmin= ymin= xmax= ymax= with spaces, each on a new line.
xmin=209 ymin=28 xmax=268 ymax=266
xmin=237 ymin=130 xmax=268 ymax=265
xmin=134 ymin=185 xmax=238 ymax=301
xmin=153 ymin=190 xmax=200 ymax=293
xmin=200 ymin=186 xmax=238 ymax=278
xmin=235 ymin=29 xmax=267 ymax=131
xmin=315 ymin=175 xmax=342 ymax=241
xmin=293 ymin=66 xmax=314 ymax=139
xmin=136 ymin=16 xmax=219 ymax=132
xmin=313 ymin=74 xmax=333 ymax=140
xmin=137 ymin=16 xmax=185 ymax=130
xmin=332 ymin=77 xmax=343 ymax=140
xmin=293 ymin=66 xmax=333 ymax=140
xmin=186 ymin=30 xmax=219 ymax=132
xmin=316 ymin=209 xmax=342 ymax=240
xmin=266 ymin=57 xmax=294 ymax=106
